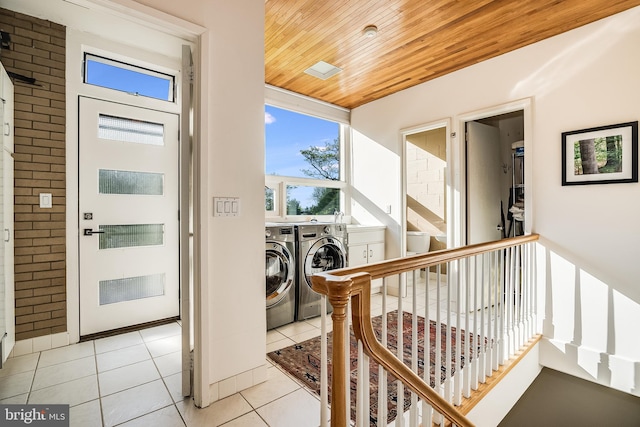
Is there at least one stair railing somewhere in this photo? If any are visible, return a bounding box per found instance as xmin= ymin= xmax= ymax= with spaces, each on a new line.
xmin=311 ymin=234 xmax=539 ymax=427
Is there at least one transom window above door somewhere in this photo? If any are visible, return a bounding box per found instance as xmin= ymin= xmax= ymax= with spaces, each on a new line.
xmin=83 ymin=53 xmax=175 ymax=102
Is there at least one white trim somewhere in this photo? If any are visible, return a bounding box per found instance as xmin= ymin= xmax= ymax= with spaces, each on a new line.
xmin=64 ymin=0 xmax=205 ymax=40
xmin=455 ymin=98 xmax=533 ymax=246
xmin=400 ymin=118 xmax=452 ymax=256
xmin=265 ymin=84 xmax=350 ymax=124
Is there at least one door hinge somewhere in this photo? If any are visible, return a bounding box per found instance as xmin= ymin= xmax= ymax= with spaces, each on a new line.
xmin=187 ymin=65 xmax=194 ymax=84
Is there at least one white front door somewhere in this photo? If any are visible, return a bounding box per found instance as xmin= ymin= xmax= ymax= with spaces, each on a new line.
xmin=466 ymin=121 xmax=503 ymax=244
xmin=79 ymin=97 xmax=179 ymax=336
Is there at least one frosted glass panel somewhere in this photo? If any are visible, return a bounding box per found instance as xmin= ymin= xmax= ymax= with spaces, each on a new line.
xmin=99 ymin=273 xmax=165 ymax=305
xmin=98 ymin=114 xmax=164 ymax=146
xmin=99 ymin=169 xmax=164 ymax=195
xmin=99 ymin=224 xmax=164 ymax=249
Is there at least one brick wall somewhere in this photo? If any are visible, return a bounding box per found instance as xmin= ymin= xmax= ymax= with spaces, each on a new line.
xmin=0 ymin=8 xmax=66 ymax=341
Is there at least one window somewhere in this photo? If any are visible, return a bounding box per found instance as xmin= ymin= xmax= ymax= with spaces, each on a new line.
xmin=84 ymin=53 xmax=175 ymax=102
xmin=265 ymin=105 xmax=344 ymax=217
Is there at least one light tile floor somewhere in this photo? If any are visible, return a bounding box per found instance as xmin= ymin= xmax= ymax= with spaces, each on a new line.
xmin=0 ymin=276 xmax=455 ymax=427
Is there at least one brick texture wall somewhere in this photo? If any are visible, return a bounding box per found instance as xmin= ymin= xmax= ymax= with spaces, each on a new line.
xmin=0 ymin=8 xmax=66 ymax=341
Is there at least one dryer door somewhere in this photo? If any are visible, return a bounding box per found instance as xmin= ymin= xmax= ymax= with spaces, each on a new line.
xmin=303 ymin=237 xmax=346 ymax=289
xmin=266 ymin=241 xmax=295 ymax=307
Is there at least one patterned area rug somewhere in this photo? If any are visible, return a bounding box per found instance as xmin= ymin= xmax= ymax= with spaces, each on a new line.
xmin=267 ymin=311 xmax=484 ymax=426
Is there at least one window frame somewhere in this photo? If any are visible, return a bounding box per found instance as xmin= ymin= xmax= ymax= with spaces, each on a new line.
xmin=83 ymin=53 xmax=176 ymax=102
xmin=264 ymin=101 xmax=349 ymax=221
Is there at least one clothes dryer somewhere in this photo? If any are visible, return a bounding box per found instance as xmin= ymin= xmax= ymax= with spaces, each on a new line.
xmin=296 ymin=223 xmax=347 ymax=320
xmin=265 ymin=224 xmax=296 ymax=330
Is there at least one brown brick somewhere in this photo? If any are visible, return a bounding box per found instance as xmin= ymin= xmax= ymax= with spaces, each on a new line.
xmin=16 ymin=311 xmax=53 ymax=325
xmin=15 ymin=145 xmax=51 ymax=156
xmin=15 ymin=162 xmax=51 ymax=172
xmin=33 ymin=139 xmax=64 ymax=149
xmin=14 ymin=255 xmax=33 ymax=265
xmin=51 ymin=309 xmax=66 ymax=319
xmin=15 ymin=111 xmax=50 ymax=123
xmin=15 ymin=324 xmax=34 ymax=334
xmin=15 ymin=213 xmax=51 ymax=222
xmin=33 ymin=252 xmax=64 ymax=263
xmin=15 ymin=306 xmax=34 ymax=316
xmin=33 ymin=122 xmax=65 ymax=133
xmin=14 ymin=26 xmax=50 ymax=43
xmin=33 ymin=171 xmax=64 ymax=181
xmin=33 ymin=269 xmax=65 ymax=280
xmin=16 ymin=295 xmax=51 ymax=308
xmin=32 ymin=105 xmax=64 ymax=117
xmin=15 ymin=128 xmax=49 ymax=139
xmin=51 ymin=293 xmax=66 ymax=303
xmin=33 ymin=302 xmax=66 ymax=314
xmin=15 ymin=279 xmax=51 ymax=290
xmin=13 ymin=239 xmax=34 ymax=248
xmin=15 ymin=261 xmax=51 ymax=273
xmin=15 ymin=196 xmax=40 ymax=205
xmin=14 ymin=205 xmax=33 ymax=214
xmin=32 ymin=154 xmax=64 ymax=165
xmin=14 ymin=272 xmax=33 ymax=282
xmin=13 ymin=153 xmax=33 ymax=163
xmin=34 ymin=317 xmax=65 ymax=329
xmin=15 ymin=230 xmax=51 ymax=240
xmin=14 ymin=290 xmax=34 ymax=299
xmin=15 ymin=102 xmax=33 ymax=112
xmin=15 ymin=246 xmax=50 ymax=256
xmin=51 ymin=325 xmax=66 ymax=334
xmin=51 ymin=229 xmax=66 ymax=238
xmin=33 ymin=285 xmax=65 ymax=297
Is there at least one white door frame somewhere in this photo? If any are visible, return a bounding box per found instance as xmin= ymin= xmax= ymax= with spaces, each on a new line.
xmin=57 ymin=0 xmax=209 ymax=406
xmin=455 ymin=98 xmax=533 ymax=247
xmin=400 ymin=118 xmax=452 ymax=257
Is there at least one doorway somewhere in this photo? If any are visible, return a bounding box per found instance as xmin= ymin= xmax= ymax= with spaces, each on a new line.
xmin=465 ymin=110 xmax=525 ymax=244
xmin=78 ymin=97 xmax=180 ymax=337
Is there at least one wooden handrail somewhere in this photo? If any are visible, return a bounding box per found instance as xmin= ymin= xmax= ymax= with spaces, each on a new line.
xmin=311 ymin=234 xmax=539 ymax=426
xmin=314 ymin=271 xmax=475 ymax=427
xmin=328 ymin=234 xmax=539 ymax=280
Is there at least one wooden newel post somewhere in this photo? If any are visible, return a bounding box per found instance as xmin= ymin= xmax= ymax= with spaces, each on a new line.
xmin=311 ymin=273 xmax=354 ymax=427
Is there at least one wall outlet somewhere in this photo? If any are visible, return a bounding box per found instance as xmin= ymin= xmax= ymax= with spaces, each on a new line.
xmin=385 ymin=204 xmax=392 ymax=214
xmin=39 ymin=193 xmax=52 ymax=209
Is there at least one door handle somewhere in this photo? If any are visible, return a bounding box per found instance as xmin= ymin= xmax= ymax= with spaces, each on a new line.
xmin=83 ymin=228 xmax=105 ymax=236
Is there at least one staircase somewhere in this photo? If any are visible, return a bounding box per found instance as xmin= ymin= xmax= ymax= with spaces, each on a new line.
xmin=311 ymin=234 xmax=540 ymax=427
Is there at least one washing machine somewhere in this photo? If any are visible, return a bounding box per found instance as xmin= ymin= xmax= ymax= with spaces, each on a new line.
xmin=265 ymin=224 xmax=297 ymax=330
xmin=297 ymin=223 xmax=347 ymax=320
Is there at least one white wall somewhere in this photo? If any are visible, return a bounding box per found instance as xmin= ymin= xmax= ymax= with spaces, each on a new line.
xmin=351 ymin=7 xmax=640 ymax=396
xmin=103 ymin=0 xmax=267 ymax=403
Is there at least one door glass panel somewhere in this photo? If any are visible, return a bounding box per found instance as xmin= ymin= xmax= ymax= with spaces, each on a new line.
xmin=99 ymin=273 xmax=165 ymax=305
xmin=98 ymin=114 xmax=164 ymax=146
xmin=99 ymin=169 xmax=164 ymax=195
xmin=99 ymin=224 xmax=164 ymax=249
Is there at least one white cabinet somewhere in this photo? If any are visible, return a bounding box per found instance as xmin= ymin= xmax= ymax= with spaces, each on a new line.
xmin=0 ymin=61 xmax=14 ymax=366
xmin=347 ymin=226 xmax=385 ymax=290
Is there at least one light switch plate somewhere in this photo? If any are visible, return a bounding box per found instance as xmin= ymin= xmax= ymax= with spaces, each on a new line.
xmin=40 ymin=193 xmax=53 ymax=209
xmin=213 ymin=197 xmax=240 ymax=217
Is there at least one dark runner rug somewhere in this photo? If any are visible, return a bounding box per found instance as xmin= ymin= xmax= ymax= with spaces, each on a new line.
xmin=267 ymin=311 xmax=486 ymax=426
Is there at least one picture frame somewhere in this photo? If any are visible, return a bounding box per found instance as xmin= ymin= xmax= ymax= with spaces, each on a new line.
xmin=562 ymin=121 xmax=638 ymax=186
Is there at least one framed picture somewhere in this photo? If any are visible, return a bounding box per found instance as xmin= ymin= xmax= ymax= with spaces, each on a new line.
xmin=562 ymin=121 xmax=638 ymax=185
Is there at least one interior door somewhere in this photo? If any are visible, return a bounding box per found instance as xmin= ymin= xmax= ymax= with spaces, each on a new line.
xmin=1 ymin=63 xmax=14 ymax=366
xmin=79 ymin=97 xmax=179 ymax=336
xmin=466 ymin=121 xmax=502 ymax=244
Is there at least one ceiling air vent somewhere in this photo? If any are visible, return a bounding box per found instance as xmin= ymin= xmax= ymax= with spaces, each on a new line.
xmin=304 ymin=61 xmax=342 ymax=80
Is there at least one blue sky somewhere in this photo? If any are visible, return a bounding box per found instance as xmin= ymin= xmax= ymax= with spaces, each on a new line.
xmin=265 ymin=105 xmax=340 ymax=210
xmin=265 ymin=105 xmax=339 ymax=178
xmin=86 ymin=59 xmax=172 ymax=101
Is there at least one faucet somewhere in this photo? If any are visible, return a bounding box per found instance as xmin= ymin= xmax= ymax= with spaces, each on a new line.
xmin=334 ymin=210 xmax=344 ymax=224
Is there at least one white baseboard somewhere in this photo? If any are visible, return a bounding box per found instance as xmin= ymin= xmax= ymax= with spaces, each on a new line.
xmin=208 ymin=363 xmax=268 ymax=402
xmin=10 ymin=332 xmax=71 ymax=357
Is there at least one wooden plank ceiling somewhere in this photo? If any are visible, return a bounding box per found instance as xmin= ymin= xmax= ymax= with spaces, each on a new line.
xmin=265 ymin=0 xmax=640 ymax=109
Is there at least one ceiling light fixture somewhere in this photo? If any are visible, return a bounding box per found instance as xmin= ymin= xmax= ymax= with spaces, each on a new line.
xmin=304 ymin=61 xmax=342 ymax=80
xmin=362 ymin=25 xmax=378 ymax=38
